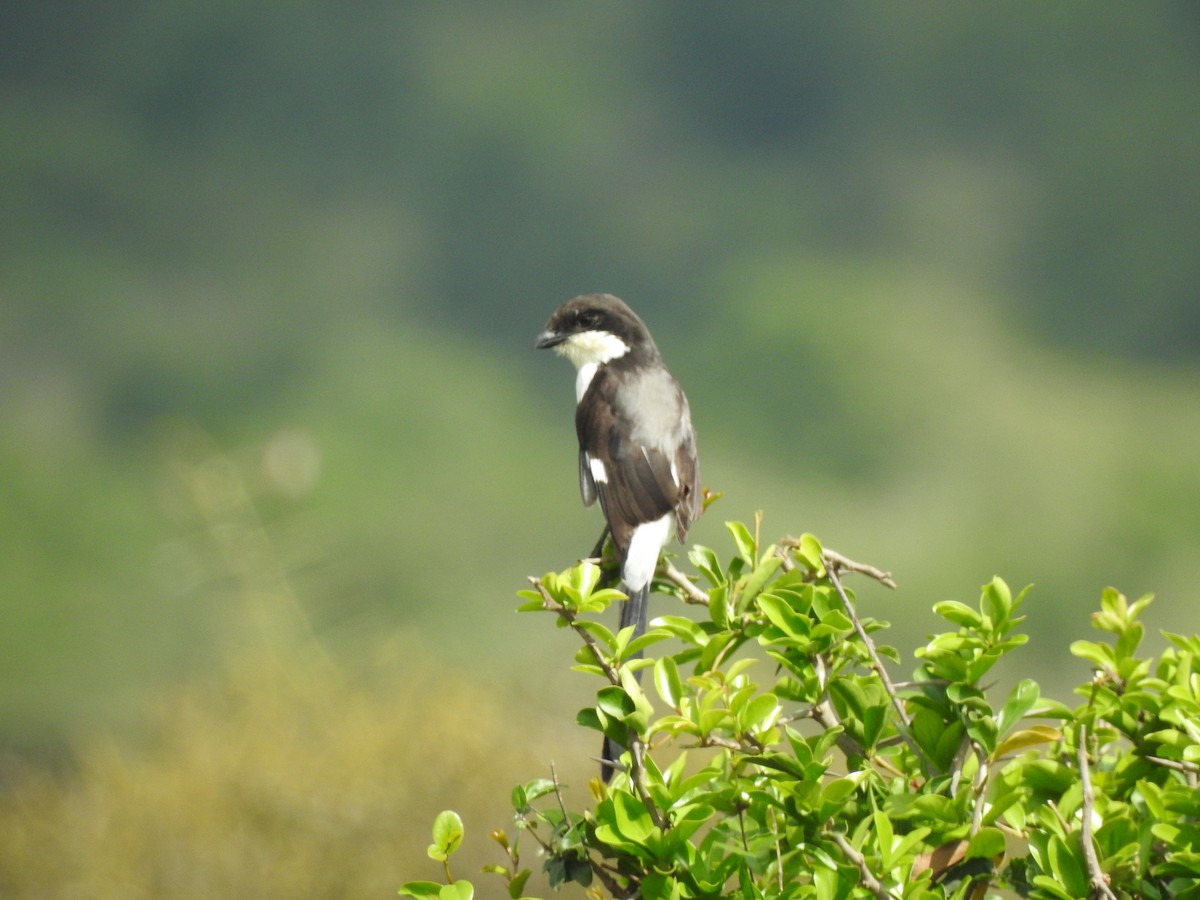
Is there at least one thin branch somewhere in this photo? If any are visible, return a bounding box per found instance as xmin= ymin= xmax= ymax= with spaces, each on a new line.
xmin=811 ymin=697 xmax=867 ymax=760
xmin=822 ymin=547 xmax=898 ymax=589
xmin=778 ymin=537 xmax=897 ymax=589
xmin=1077 ymin=724 xmax=1118 ymax=900
xmin=948 ymin=737 xmax=972 ymax=795
xmin=736 ymin=803 xmax=750 ymax=853
xmin=1044 ymin=798 xmax=1070 ymax=835
xmin=803 ymin=653 xmax=867 ymax=760
xmin=519 ymin=763 xmax=629 ymax=898
xmin=828 ymin=831 xmax=894 ymax=900
xmin=1147 ymin=754 xmax=1200 ymax=788
xmin=627 ymin=740 xmax=669 ymax=831
xmin=768 ymin=806 xmax=785 ymax=894
xmin=699 ymin=733 xmax=763 ymax=754
xmin=528 ymin=576 xmax=621 ymax=685
xmin=823 ymin=555 xmax=928 ymax=772
xmin=528 ymin=576 xmax=669 ymax=833
xmin=545 ymin=763 xmax=631 ymax=899
xmin=660 ymin=558 xmax=709 ymax=605
xmin=968 ymin=743 xmax=988 ymax=837
xmin=550 ymin=761 xmax=570 ymax=821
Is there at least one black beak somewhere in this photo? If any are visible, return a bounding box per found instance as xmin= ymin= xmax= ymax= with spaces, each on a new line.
xmin=535 ymin=329 xmax=566 ymax=349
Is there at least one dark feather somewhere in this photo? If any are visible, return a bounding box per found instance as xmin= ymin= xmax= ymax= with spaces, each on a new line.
xmin=576 ymin=363 xmax=699 ymax=558
xmin=578 ymin=450 xmax=597 ymax=507
xmin=537 ymin=294 xmax=702 ymax=784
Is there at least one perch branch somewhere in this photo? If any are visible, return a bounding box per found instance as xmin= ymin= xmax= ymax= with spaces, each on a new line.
xmin=778 ymin=537 xmax=897 ymax=589
xmin=823 ymin=555 xmax=928 ymax=772
xmin=1077 ymin=724 xmax=1118 ymax=900
xmin=828 ymin=831 xmax=894 ymax=900
xmin=660 ymin=559 xmax=709 ymax=605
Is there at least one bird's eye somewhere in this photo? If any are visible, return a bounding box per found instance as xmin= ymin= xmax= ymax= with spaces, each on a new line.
xmin=577 ymin=310 xmax=600 ymax=329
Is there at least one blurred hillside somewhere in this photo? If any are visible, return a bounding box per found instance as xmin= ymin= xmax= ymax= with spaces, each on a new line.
xmin=2 ymin=4 xmax=1200 ymax=893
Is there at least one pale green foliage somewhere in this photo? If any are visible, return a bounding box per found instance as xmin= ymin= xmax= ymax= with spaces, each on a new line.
xmin=405 ymin=523 xmax=1200 ymax=898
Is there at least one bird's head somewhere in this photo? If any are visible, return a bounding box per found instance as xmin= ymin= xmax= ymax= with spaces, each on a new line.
xmin=534 ymin=293 xmax=656 ymax=370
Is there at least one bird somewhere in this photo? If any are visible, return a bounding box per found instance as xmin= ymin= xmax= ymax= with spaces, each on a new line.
xmin=536 ymin=293 xmax=701 ymax=779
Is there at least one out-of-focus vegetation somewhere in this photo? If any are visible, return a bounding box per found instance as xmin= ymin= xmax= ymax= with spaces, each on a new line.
xmin=0 ymin=651 xmax=557 ymax=899
xmin=2 ymin=3 xmax=1199 ymax=894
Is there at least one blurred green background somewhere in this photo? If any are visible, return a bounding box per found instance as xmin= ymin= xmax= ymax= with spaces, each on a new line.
xmin=3 ymin=3 xmax=1200 ymax=895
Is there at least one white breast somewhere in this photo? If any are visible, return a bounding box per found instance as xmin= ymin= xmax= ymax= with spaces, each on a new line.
xmin=576 ymin=362 xmax=598 ymax=403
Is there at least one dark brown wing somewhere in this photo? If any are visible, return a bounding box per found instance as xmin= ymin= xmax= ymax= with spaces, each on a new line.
xmin=576 ymin=364 xmax=699 ymax=556
xmin=671 ymin=406 xmax=701 ymax=543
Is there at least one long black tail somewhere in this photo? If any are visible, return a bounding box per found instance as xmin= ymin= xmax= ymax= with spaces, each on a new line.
xmin=600 ymin=581 xmax=649 ymax=782
xmin=619 ymin=578 xmax=649 ymax=640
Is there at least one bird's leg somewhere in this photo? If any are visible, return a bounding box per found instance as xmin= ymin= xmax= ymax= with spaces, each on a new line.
xmin=589 ymin=526 xmax=610 ymax=560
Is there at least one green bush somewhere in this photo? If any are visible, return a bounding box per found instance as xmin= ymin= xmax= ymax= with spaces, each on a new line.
xmin=403 ymin=521 xmax=1200 ymax=899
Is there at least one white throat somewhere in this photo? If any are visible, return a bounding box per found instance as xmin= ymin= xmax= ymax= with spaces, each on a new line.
xmin=553 ymin=330 xmax=629 ymax=403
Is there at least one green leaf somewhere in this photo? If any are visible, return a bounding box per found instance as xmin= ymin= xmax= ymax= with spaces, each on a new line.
xmin=996 ymin=678 xmax=1040 ymax=736
xmin=689 ymin=544 xmax=725 ymax=587
xmin=428 ymin=810 xmax=464 ymax=860
xmin=439 ymin=882 xmax=473 ymax=900
xmin=982 ymin=577 xmax=1012 ymax=625
xmin=397 ymin=882 xmax=443 ymax=898
xmin=811 ymin=603 xmax=853 ymax=634
xmin=742 ymin=752 xmax=809 ymax=780
xmin=815 ymin=866 xmax=842 ymax=900
xmin=726 ymin=520 xmax=757 ymax=564
xmin=912 ymin=708 xmax=949 ymax=762
xmin=725 ymin=657 xmax=758 ymax=681
xmin=934 ymin=720 xmax=966 ymax=770
xmin=572 ymin=619 xmax=616 ymax=650
xmin=1164 ymin=631 xmax=1200 ymax=656
xmin=1070 ymin=638 xmax=1115 ymax=671
xmin=520 ymin=779 xmax=557 ymax=804
xmin=506 ymin=870 xmax=531 ymax=899
xmin=580 ymin=588 xmax=628 ymax=614
xmin=570 ymin=561 xmax=601 ymax=596
xmin=739 ymin=692 xmax=781 ymax=736
xmin=622 ymin=628 xmax=671 ymax=659
xmin=965 ymin=826 xmax=1005 ymax=860
xmin=706 ymin=580 xmax=732 ymax=628
xmin=793 ymin=533 xmax=825 ymax=573
xmin=576 ymin=707 xmax=603 ymax=733
xmin=1115 ymin=618 xmax=1145 ymax=661
xmin=1127 ymin=591 xmax=1155 ymax=620
xmin=612 ymin=790 xmax=655 ymax=843
xmin=757 ymin=592 xmax=809 ymax=638
xmin=860 ymin=704 xmax=886 ymax=750
xmin=993 ymin=725 xmax=1062 ymax=758
xmin=1030 ymin=875 xmax=1078 ymax=900
xmin=596 ymin=686 xmax=636 ymax=720
xmin=873 ymin=810 xmax=895 ymax=867
xmin=736 ymin=555 xmax=783 ymax=612
xmin=932 ymin=600 xmax=983 ymax=629
xmin=818 ymin=776 xmax=859 ymax=818
xmin=654 ymin=615 xmax=708 ymax=645
xmin=516 ymin=592 xmax=545 ymax=613
xmin=640 ymin=873 xmax=679 ymax=900
xmin=830 ymin=678 xmax=870 ymax=722
xmin=654 ymin=655 xmax=683 ymax=709
xmin=1046 ymin=833 xmax=1087 ymax=897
